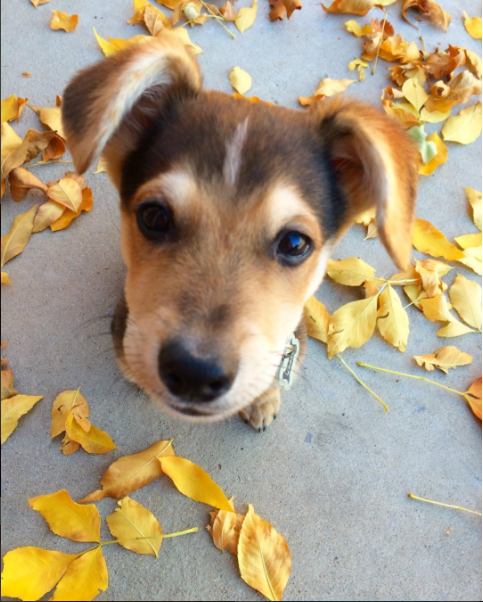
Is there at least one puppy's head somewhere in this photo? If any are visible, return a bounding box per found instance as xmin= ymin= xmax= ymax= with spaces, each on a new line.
xmin=63 ymin=39 xmax=418 ymax=422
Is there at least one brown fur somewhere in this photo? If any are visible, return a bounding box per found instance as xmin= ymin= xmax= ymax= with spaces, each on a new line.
xmin=62 ymin=38 xmax=418 ymax=429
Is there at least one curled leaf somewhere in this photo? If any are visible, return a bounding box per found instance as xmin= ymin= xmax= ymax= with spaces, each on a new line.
xmin=8 ymin=167 xmax=47 ymax=202
xmin=28 ymin=103 xmax=65 ymax=138
xmin=28 ymin=489 xmax=101 ymax=542
xmin=50 ymin=187 xmax=94 ymax=231
xmin=465 ymin=187 xmax=482 ymax=231
xmin=51 ymin=388 xmax=89 ymax=438
xmin=79 ymin=439 xmax=175 ymax=503
xmin=65 ymin=412 xmax=118 ymax=454
xmin=401 ymin=0 xmax=451 ymax=31
xmin=414 ymin=346 xmax=473 ymax=373
xmin=50 ymin=10 xmax=79 ymax=32
xmin=1 ymin=95 xmax=28 ymax=124
xmin=46 ymin=177 xmax=83 ymax=212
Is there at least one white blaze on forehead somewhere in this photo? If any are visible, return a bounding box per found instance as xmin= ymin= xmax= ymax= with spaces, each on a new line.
xmin=265 ymin=184 xmax=315 ymax=234
xmin=135 ymin=167 xmax=197 ymax=207
xmin=223 ymin=118 xmax=249 ymax=187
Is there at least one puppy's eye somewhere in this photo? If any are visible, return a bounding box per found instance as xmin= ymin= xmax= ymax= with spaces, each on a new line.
xmin=137 ymin=200 xmax=172 ymax=240
xmin=276 ymin=231 xmax=312 ymax=265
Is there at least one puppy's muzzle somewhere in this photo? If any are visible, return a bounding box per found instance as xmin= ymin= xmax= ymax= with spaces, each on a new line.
xmin=158 ymin=339 xmax=238 ymax=404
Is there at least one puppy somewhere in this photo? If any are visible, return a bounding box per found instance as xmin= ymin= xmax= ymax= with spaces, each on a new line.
xmin=62 ymin=38 xmax=418 ymax=430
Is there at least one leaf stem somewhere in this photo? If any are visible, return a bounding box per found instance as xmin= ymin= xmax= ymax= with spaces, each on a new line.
xmin=199 ymin=1 xmax=235 ymax=39
xmin=24 ymin=160 xmax=73 ymax=169
xmin=100 ymin=527 xmax=198 ymax=547
xmin=337 ymin=355 xmax=389 ymax=412
xmin=408 ymin=493 xmax=482 ymax=516
xmin=372 ymin=8 xmax=388 ymax=76
xmin=357 ymin=362 xmax=467 ymax=396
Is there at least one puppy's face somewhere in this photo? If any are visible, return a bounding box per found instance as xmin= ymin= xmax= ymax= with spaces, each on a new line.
xmin=63 ymin=39 xmax=418 ymax=422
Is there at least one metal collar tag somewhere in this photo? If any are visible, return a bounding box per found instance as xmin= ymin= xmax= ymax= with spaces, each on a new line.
xmin=277 ymin=334 xmax=300 ymax=390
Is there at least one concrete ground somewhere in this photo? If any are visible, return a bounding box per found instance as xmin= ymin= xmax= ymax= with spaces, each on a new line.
xmin=1 ymin=0 xmax=482 ymax=600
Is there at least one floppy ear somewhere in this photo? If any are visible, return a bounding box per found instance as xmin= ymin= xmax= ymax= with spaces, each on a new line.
xmin=310 ymin=98 xmax=419 ymax=270
xmin=62 ymin=38 xmax=201 ymax=185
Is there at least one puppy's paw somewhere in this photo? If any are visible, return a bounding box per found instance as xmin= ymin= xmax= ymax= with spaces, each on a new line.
xmin=239 ymin=388 xmax=281 ymax=432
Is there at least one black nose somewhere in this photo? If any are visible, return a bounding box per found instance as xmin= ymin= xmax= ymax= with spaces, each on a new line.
xmin=158 ymin=340 xmax=236 ymax=402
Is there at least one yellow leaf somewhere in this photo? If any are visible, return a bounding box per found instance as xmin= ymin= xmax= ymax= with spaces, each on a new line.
xmin=465 ymin=187 xmax=482 ymax=231
xmin=94 ymin=155 xmax=109 ymax=175
xmin=65 ymin=411 xmax=118 ymax=454
xmin=1 ymin=271 xmax=11 ymax=285
xmin=30 ymin=0 xmax=51 ymax=6
xmin=207 ymin=497 xmax=244 ymax=555
xmin=1 ymin=205 xmax=38 ymax=268
xmin=106 ymin=497 xmax=163 ymax=557
xmin=8 ymin=167 xmax=47 ymax=202
xmin=32 ymin=201 xmax=66 ymax=233
xmin=377 ymin=285 xmax=409 ymax=352
xmin=314 ymin=78 xmax=356 ymax=97
xmin=50 ymin=388 xmax=89 ymax=438
xmin=1 ymin=95 xmax=28 ymax=123
xmin=47 ymin=177 xmax=82 ymax=212
xmin=155 ymin=0 xmax=183 ymax=9
xmin=402 ymin=77 xmax=428 ymax=112
xmin=455 ymin=233 xmax=482 ymax=249
xmin=28 ymin=104 xmax=65 ymax=138
xmin=322 ymin=0 xmax=397 ymax=16
xmin=1 ymin=394 xmax=43 ymax=444
xmin=382 ymin=100 xmax=420 ymax=129
xmin=94 ymin=28 xmax=118 ymax=57
xmin=414 ymin=258 xmax=452 ymax=297
xmin=327 ymin=294 xmax=379 ymax=358
xmin=1 ymin=128 xmax=56 ymax=179
xmin=464 ymin=377 xmax=482 ymax=419
xmin=457 ymin=246 xmax=482 ymax=275
xmin=437 ymin=321 xmax=476 ymax=337
xmin=304 ymin=296 xmax=330 ymax=343
xmin=28 ymin=489 xmax=101 ymax=543
xmin=414 ymin=346 xmax=473 ymax=373
xmin=344 ymin=20 xmax=373 ymax=36
xmin=159 ymin=456 xmax=233 ymax=511
xmin=50 ymin=187 xmax=94 ymax=231
xmin=402 ymin=0 xmax=451 ymax=31
xmin=79 ymin=439 xmax=175 ymax=503
xmin=461 ymin=47 xmax=482 ymax=80
xmin=0 ymin=547 xmax=78 ymax=601
xmin=50 ymin=546 xmax=108 ymax=602
xmin=418 ymin=295 xmax=475 ymax=336
xmin=418 ymin=133 xmax=448 ymax=175
xmin=442 ymin=102 xmax=482 ymax=145
xmin=412 ymin=218 xmax=465 ymax=261
xmin=238 ymin=504 xmax=291 ymax=602
xmin=127 ymin=0 xmax=171 ymax=33
xmin=235 ymin=0 xmax=257 ymax=33
xmin=463 ymin=11 xmax=482 ymax=39
xmin=326 ymin=257 xmax=376 ymax=286
xmin=448 ymin=274 xmax=482 ymax=330
xmin=50 ymin=10 xmax=79 ymax=32
xmin=443 ymin=71 xmax=482 ymax=104
xmin=229 ymin=67 xmax=252 ymax=95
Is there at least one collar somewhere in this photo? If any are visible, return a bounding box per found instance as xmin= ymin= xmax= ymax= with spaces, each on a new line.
xmin=277 ymin=333 xmax=300 ymax=390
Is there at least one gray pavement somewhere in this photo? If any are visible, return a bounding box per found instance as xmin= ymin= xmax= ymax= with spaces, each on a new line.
xmin=1 ymin=0 xmax=482 ymax=600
